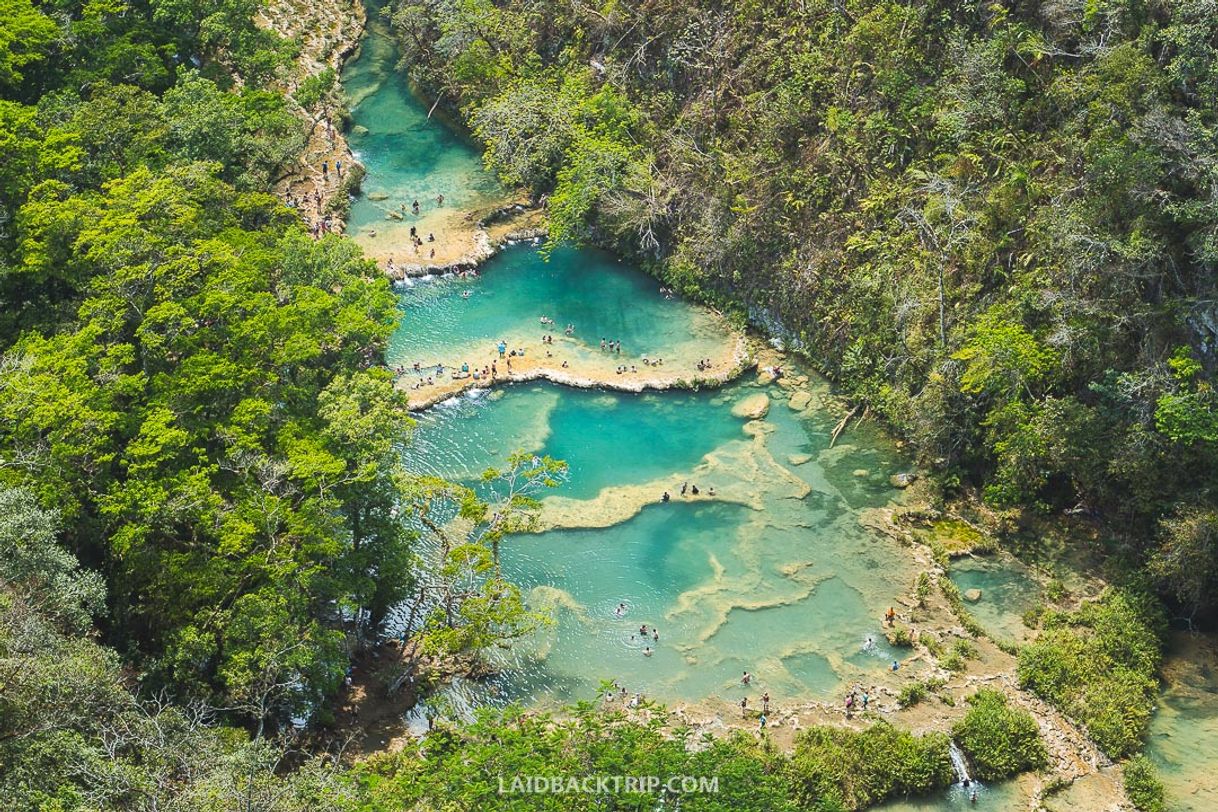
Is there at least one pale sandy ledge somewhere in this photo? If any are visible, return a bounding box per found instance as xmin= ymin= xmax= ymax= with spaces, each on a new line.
xmin=398 ymin=334 xmax=756 ymax=411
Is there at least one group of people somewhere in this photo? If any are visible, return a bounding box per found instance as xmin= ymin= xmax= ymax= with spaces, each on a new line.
xmin=605 ymin=680 xmax=644 ymax=709
xmin=843 ymin=686 xmax=872 ymax=717
xmin=600 ymin=338 xmax=623 ymax=354
xmin=284 ymin=188 xmax=323 ymax=211
xmin=321 ymin=159 xmax=344 ymax=179
xmin=496 ymin=341 xmax=527 ymax=361
xmin=738 ymin=674 xmax=772 ymax=730
xmin=660 ymin=481 xmax=714 ymax=502
xmin=309 ymin=214 xmax=336 ymax=239
xmin=695 ymin=358 xmax=715 ymax=372
xmin=540 ymin=317 xmax=576 ymax=336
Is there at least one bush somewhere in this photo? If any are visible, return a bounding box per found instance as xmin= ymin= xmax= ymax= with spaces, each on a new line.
xmin=952 ymin=689 xmax=1047 ymax=780
xmin=951 ymin=640 xmax=979 ymax=660
xmin=898 ymin=681 xmax=928 ymax=708
xmin=787 ymin=723 xmax=952 ymax=809
xmin=1017 ymin=589 xmax=1165 ymax=758
xmin=915 ymin=572 xmax=932 ymax=606
xmin=1123 ymin=755 xmax=1165 ymax=812
xmin=888 ymin=626 xmax=914 ymax=647
xmin=922 ymin=634 xmax=943 ymax=657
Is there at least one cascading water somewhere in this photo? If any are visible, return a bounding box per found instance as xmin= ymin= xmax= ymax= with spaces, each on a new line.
xmin=947 ymin=741 xmax=971 ymax=786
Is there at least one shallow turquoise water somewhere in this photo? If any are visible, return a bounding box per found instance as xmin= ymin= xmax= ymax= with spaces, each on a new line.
xmin=1145 ymin=635 xmax=1218 ymax=811
xmin=388 ymin=243 xmax=729 ymax=379
xmin=342 ymin=6 xmax=502 ymax=260
xmin=345 ymin=11 xmax=1016 ymax=809
xmin=948 ymin=557 xmax=1042 ymax=645
xmin=396 ymin=305 xmax=913 ymax=706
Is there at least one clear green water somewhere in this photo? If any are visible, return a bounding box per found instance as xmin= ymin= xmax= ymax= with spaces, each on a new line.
xmin=388 ymin=243 xmax=730 ymax=379
xmin=948 ymin=557 xmax=1042 ymax=645
xmin=346 ymin=12 xmax=1015 ymax=809
xmin=342 ymin=7 xmax=502 ymax=261
xmin=1145 ymin=635 xmax=1218 ymax=811
xmin=388 ymin=250 xmax=917 ymax=707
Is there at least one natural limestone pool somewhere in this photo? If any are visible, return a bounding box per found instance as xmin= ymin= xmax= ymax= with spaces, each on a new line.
xmin=399 ymin=344 xmax=914 ymax=708
xmin=343 ymin=3 xmax=504 ymax=267
xmin=345 ymin=0 xmax=926 ymax=762
xmin=339 ymin=6 xmax=1218 ymax=809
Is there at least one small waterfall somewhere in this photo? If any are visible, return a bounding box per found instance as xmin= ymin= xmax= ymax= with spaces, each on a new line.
xmin=948 ymin=741 xmax=971 ymax=785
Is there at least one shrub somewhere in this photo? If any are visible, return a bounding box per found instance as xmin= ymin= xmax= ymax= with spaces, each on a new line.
xmin=940 ymin=579 xmax=986 ymax=638
xmin=951 ymin=640 xmax=979 ymax=660
xmin=952 ymin=689 xmax=1047 ymax=780
xmin=1017 ymin=589 xmax=1165 ymax=758
xmin=787 ymin=722 xmax=952 ymax=809
xmin=922 ymin=634 xmax=943 ymax=657
xmin=889 ymin=626 xmax=914 ymax=647
xmin=898 ymin=681 xmax=928 ymax=707
xmin=1123 ymin=755 xmax=1165 ymax=812
xmin=915 ymin=572 xmax=932 ymax=606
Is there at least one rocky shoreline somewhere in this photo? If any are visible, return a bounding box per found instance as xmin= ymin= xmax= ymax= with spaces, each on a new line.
xmin=387 ymin=203 xmax=548 ymax=278
xmin=258 ymin=0 xmax=366 ymax=230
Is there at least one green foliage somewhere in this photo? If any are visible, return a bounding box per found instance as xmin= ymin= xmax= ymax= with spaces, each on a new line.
xmin=0 ymin=486 xmax=105 ymax=633
xmin=1123 ymin=755 xmax=1166 ymax=812
xmin=1017 ymin=589 xmax=1165 ymax=758
xmin=786 ymin=722 xmax=953 ymax=809
xmin=888 ymin=625 xmax=914 ymax=647
xmin=1151 ymin=503 xmax=1218 ymax=619
xmin=362 ymin=704 xmax=799 ymax=811
xmin=915 ymin=571 xmax=932 ymax=606
xmin=390 ymin=0 xmax=1218 ymax=567
xmin=295 ymin=66 xmax=337 ymax=111
xmin=0 ymin=0 xmax=57 ymax=89
xmin=897 ymin=681 xmax=928 ymax=708
xmin=402 ymin=452 xmax=567 ymax=665
xmin=939 ymin=578 xmax=986 ymax=638
xmin=0 ymin=489 xmax=361 ymax=810
xmin=952 ymin=689 xmax=1048 ymax=780
xmin=953 ymin=310 xmax=1058 ymax=399
xmin=0 ymin=162 xmax=411 ymax=722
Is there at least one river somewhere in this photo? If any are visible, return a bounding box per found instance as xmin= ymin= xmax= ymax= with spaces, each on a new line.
xmin=338 ymin=6 xmax=1216 ymax=810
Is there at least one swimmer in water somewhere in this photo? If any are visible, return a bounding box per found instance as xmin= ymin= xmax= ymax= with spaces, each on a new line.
xmin=643 ymin=647 xmax=653 ymax=657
